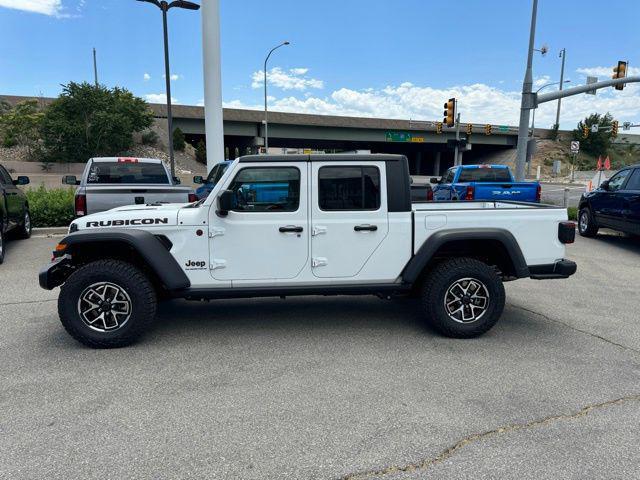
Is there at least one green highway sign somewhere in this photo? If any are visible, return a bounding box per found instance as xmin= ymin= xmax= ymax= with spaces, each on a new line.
xmin=385 ymin=131 xmax=425 ymax=143
xmin=498 ymin=125 xmax=509 ymax=133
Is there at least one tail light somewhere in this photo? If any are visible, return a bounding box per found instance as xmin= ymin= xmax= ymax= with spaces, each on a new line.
xmin=427 ymin=188 xmax=434 ymax=201
xmin=75 ymin=194 xmax=86 ymax=216
xmin=536 ymin=184 xmax=542 ymax=202
xmin=188 ymin=193 xmax=198 ymax=203
xmin=558 ymin=221 xmax=576 ymax=244
xmin=465 ymin=186 xmax=475 ymax=201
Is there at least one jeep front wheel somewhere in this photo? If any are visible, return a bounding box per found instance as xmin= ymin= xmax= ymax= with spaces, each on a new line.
xmin=421 ymin=257 xmax=505 ymax=338
xmin=58 ymin=260 xmax=157 ymax=348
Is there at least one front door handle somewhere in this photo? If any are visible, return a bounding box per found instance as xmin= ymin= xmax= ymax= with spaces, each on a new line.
xmin=354 ymin=224 xmax=378 ymax=232
xmin=279 ymin=225 xmax=303 ymax=233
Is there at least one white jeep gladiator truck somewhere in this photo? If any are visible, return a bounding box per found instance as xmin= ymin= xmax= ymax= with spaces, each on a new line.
xmin=40 ymin=154 xmax=577 ymax=348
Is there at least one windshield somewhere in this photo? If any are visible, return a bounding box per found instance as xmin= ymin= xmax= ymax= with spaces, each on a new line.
xmin=86 ymin=162 xmax=169 ymax=184
xmin=458 ymin=168 xmax=512 ymax=183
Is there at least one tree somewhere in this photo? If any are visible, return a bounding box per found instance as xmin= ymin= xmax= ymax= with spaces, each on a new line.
xmin=173 ymin=127 xmax=186 ymax=151
xmin=572 ymin=113 xmax=614 ymax=157
xmin=195 ymin=140 xmax=207 ymax=164
xmin=40 ymin=82 xmax=153 ymax=163
xmin=0 ymin=100 xmax=44 ymax=157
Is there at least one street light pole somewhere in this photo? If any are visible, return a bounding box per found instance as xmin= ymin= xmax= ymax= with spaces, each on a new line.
xmin=514 ymin=0 xmax=539 ymax=182
xmin=263 ymin=41 xmax=290 ymax=152
xmin=554 ymin=48 xmax=566 ymax=132
xmin=92 ymin=47 xmax=98 ymax=86
xmin=137 ymin=0 xmax=200 ymax=178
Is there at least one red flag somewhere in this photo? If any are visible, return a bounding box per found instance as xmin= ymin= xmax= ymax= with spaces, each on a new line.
xmin=596 ymin=156 xmax=603 ymax=170
xmin=604 ymin=156 xmax=611 ymax=170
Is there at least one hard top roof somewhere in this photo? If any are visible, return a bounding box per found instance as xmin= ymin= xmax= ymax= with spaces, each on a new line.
xmin=238 ymin=153 xmax=407 ymax=163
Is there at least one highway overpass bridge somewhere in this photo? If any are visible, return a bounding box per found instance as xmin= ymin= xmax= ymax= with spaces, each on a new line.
xmin=2 ymin=95 xmax=520 ymax=175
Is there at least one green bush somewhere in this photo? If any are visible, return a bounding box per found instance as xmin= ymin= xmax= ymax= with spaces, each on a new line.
xmin=567 ymin=207 xmax=577 ymax=221
xmin=26 ymin=185 xmax=76 ymax=227
xmin=173 ymin=127 xmax=185 ymax=151
xmin=141 ymin=130 xmax=159 ymax=146
xmin=195 ymin=139 xmax=207 ymax=164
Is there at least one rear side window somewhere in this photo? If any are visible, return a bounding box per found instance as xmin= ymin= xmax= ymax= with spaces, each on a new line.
xmin=624 ymin=169 xmax=640 ymax=190
xmin=458 ymin=168 xmax=512 ymax=183
xmin=319 ymin=166 xmax=380 ymax=210
xmin=86 ymin=162 xmax=169 ymax=184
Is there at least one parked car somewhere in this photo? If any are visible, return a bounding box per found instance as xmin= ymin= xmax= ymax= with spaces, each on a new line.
xmin=63 ymin=157 xmax=197 ymax=217
xmin=431 ymin=165 xmax=541 ymax=203
xmin=193 ymin=160 xmax=232 ymax=200
xmin=0 ymin=164 xmax=31 ymax=264
xmin=40 ymin=154 xmax=576 ymax=348
xmin=578 ymin=164 xmax=640 ymax=237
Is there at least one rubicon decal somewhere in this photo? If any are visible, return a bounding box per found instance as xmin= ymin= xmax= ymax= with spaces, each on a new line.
xmin=85 ymin=218 xmax=169 ymax=227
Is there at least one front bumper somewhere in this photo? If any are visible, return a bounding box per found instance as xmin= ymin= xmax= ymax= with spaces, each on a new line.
xmin=38 ymin=255 xmax=73 ymax=290
xmin=528 ymin=259 xmax=577 ymax=280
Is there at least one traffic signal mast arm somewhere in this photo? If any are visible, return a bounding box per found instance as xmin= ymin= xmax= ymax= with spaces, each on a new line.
xmin=536 ymin=75 xmax=640 ymax=105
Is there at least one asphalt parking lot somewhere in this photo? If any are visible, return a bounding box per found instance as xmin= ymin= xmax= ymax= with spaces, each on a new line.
xmin=1 ymin=232 xmax=639 ymax=479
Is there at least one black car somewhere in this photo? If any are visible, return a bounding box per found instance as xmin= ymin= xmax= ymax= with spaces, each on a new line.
xmin=578 ymin=164 xmax=640 ymax=238
xmin=0 ymin=164 xmax=31 ymax=263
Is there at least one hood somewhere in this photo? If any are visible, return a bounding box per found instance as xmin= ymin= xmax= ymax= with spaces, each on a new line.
xmin=70 ymin=203 xmax=183 ymax=232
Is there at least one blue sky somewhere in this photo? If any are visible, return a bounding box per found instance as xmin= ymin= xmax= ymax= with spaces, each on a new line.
xmin=1 ymin=0 xmax=639 ymax=128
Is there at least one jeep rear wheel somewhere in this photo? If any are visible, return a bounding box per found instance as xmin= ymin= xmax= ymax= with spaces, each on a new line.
xmin=58 ymin=260 xmax=157 ymax=348
xmin=421 ymin=257 xmax=505 ymax=338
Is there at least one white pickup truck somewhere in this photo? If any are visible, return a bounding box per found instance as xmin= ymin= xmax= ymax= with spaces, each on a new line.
xmin=40 ymin=154 xmax=576 ymax=348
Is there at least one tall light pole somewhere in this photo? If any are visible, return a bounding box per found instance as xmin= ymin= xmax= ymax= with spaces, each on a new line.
xmin=92 ymin=48 xmax=98 ymax=86
xmin=514 ymin=0 xmax=540 ymax=182
xmin=554 ymin=48 xmax=567 ymax=132
xmin=263 ymin=41 xmax=290 ymax=152
xmin=137 ymin=0 xmax=200 ymax=178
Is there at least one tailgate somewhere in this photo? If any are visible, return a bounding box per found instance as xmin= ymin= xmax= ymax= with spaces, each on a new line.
xmin=472 ymin=182 xmax=539 ymax=202
xmin=85 ymin=186 xmax=191 ymax=214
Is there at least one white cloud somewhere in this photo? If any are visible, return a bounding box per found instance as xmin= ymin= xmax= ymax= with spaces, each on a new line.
xmin=143 ymin=73 xmax=151 ymax=82
xmin=145 ymin=93 xmax=179 ymax=104
xmin=576 ymin=65 xmax=640 ymax=78
xmin=0 ymin=0 xmax=63 ymax=16
xmin=163 ymin=73 xmax=181 ymax=81
xmin=533 ymin=75 xmax=551 ymax=88
xmin=251 ymin=67 xmax=324 ymax=91
xmin=228 ymin=71 xmax=640 ymax=129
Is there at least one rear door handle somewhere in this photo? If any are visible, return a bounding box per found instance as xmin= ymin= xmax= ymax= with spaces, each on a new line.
xmin=354 ymin=224 xmax=378 ymax=232
xmin=279 ymin=225 xmax=303 ymax=233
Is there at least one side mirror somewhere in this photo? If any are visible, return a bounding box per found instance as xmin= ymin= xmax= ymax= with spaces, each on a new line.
xmin=193 ymin=175 xmax=204 ymax=184
xmin=216 ymin=189 xmax=236 ymax=216
xmin=430 ymin=177 xmax=441 ymax=184
xmin=600 ymin=180 xmax=609 ymax=191
xmin=173 ymin=176 xmax=181 ymax=185
xmin=14 ymin=176 xmax=30 ymax=186
xmin=62 ymin=175 xmax=79 ymax=186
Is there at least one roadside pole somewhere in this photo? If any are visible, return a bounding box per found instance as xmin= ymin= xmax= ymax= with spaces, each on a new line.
xmin=454 ymin=112 xmax=461 ymax=166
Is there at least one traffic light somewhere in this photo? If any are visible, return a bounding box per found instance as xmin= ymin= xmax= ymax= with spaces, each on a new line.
xmin=612 ymin=120 xmax=619 ymax=138
xmin=436 ymin=122 xmax=443 ymax=134
xmin=484 ymin=124 xmax=492 ymax=135
xmin=466 ymin=123 xmax=473 ymax=135
xmin=443 ymin=98 xmax=456 ymax=127
xmin=582 ymin=125 xmax=589 ymax=138
xmin=612 ymin=61 xmax=628 ymax=90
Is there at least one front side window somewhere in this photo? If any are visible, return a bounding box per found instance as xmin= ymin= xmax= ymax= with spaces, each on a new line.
xmin=607 ymin=169 xmax=630 ymax=191
xmin=228 ymin=167 xmax=300 ymax=212
xmin=86 ymin=162 xmax=170 ymax=185
xmin=318 ymin=166 xmax=380 ymax=211
xmin=0 ymin=166 xmax=12 ymax=185
xmin=443 ymin=169 xmax=455 ymax=183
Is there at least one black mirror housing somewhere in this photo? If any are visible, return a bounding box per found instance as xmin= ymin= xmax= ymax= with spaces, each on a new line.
xmin=216 ymin=189 xmax=235 ymax=216
xmin=600 ymin=180 xmax=609 ymax=191
xmin=193 ymin=175 xmax=204 ymax=184
xmin=14 ymin=176 xmax=30 ymax=186
xmin=63 ymin=175 xmax=79 ymax=186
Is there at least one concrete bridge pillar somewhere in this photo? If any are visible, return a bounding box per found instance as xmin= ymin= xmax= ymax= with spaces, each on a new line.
xmin=433 ymin=152 xmax=441 ymax=176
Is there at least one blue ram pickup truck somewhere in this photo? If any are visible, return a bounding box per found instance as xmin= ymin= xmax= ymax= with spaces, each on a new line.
xmin=432 ymin=165 xmax=541 ymax=203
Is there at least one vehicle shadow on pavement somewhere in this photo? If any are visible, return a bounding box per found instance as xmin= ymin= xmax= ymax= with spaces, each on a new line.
xmin=593 ymin=231 xmax=640 ymax=255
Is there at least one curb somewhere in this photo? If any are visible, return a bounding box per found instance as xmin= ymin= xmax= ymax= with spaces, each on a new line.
xmin=33 ymin=227 xmax=68 ymax=236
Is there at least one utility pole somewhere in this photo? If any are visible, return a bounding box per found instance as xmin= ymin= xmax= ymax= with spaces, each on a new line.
xmin=514 ymin=0 xmax=538 ymax=182
xmin=554 ymin=48 xmax=566 ymax=132
xmin=93 ymin=48 xmax=98 ymax=87
xmin=454 ymin=112 xmax=461 ymax=165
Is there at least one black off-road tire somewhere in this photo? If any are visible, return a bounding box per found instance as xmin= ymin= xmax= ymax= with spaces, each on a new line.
xmin=421 ymin=257 xmax=505 ymax=338
xmin=58 ymin=260 xmax=157 ymax=348
xmin=14 ymin=209 xmax=32 ymax=239
xmin=578 ymin=208 xmax=599 ymax=238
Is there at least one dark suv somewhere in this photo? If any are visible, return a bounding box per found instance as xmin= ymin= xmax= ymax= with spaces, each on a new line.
xmin=578 ymin=164 xmax=640 ymax=237
xmin=0 ymin=164 xmax=31 ymax=264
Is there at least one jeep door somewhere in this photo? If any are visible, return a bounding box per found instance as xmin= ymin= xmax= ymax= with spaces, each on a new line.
xmin=209 ymin=161 xmax=309 ymax=281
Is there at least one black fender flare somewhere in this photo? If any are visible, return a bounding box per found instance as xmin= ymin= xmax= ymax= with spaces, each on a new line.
xmin=56 ymin=228 xmax=190 ymax=291
xmin=401 ymin=228 xmax=530 ymax=283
